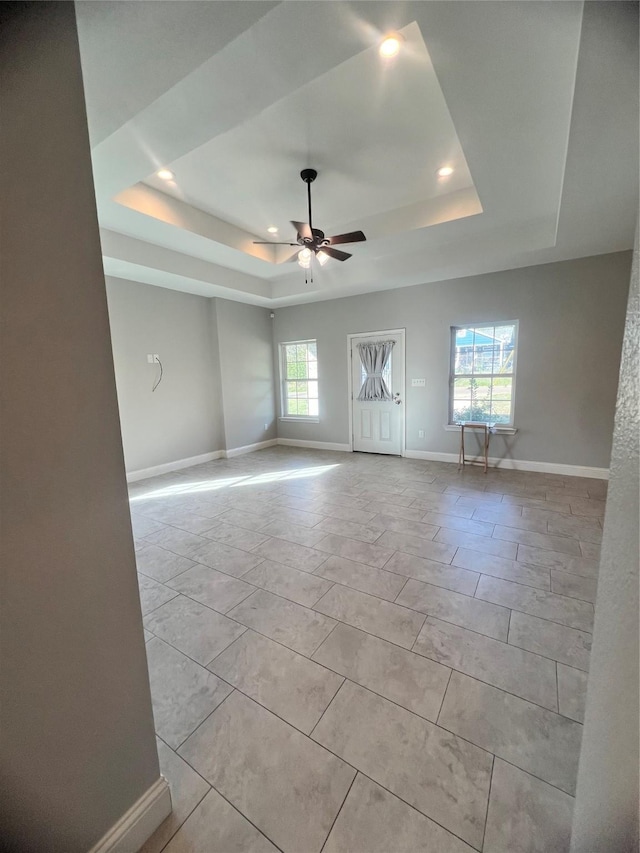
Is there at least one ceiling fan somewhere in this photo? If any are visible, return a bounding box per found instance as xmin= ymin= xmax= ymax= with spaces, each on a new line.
xmin=253 ymin=169 xmax=366 ymax=268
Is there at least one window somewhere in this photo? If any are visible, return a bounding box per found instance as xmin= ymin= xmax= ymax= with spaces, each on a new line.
xmin=449 ymin=322 xmax=518 ymax=425
xmin=280 ymin=340 xmax=319 ymax=418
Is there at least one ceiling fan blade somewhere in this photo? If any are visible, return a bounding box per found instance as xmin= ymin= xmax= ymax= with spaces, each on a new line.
xmin=327 ymin=230 xmax=366 ymax=245
xmin=291 ymin=220 xmax=313 ymax=241
xmin=253 ymin=241 xmax=299 ymax=246
xmin=322 ymin=246 xmax=352 ymax=262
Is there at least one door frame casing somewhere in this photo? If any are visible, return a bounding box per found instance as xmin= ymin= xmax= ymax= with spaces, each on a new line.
xmin=347 ymin=328 xmax=406 ymax=456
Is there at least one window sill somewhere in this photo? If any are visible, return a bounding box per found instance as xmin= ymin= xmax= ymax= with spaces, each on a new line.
xmin=444 ymin=424 xmax=518 ymax=435
xmin=279 ymin=417 xmax=320 ymax=423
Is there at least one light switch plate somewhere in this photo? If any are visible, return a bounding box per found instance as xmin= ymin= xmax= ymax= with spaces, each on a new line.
xmin=411 ymin=378 xmax=426 ymax=387
xmin=147 ymin=354 xmax=154 ymax=364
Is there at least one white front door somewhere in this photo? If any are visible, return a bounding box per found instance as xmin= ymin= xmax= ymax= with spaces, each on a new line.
xmin=350 ymin=331 xmax=404 ymax=455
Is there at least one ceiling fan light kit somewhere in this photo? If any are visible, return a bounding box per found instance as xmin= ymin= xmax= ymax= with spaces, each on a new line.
xmin=253 ymin=169 xmax=367 ymax=280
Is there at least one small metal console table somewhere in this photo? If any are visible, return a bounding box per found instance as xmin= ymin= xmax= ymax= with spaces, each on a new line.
xmin=457 ymin=422 xmax=494 ymax=473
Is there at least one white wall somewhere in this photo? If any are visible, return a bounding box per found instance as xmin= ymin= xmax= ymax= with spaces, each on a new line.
xmin=274 ymin=252 xmax=631 ymax=470
xmin=570 ymin=230 xmax=639 ymax=851
xmin=106 ymin=277 xmax=224 ymax=473
xmin=106 ymin=286 xmax=277 ymax=468
xmin=0 ymin=5 xmax=161 ymax=850
xmin=214 ymin=298 xmax=277 ymax=451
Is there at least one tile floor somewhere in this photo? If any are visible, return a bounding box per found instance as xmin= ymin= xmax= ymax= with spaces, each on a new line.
xmin=132 ymin=447 xmax=605 ymax=853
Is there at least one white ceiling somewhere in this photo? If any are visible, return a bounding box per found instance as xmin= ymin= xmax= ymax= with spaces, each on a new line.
xmin=77 ymin=1 xmax=639 ymax=307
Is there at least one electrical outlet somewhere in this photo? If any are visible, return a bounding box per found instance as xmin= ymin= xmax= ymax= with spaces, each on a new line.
xmin=418 ymin=430 xmax=425 ymax=438
xmin=153 ymin=354 xmax=160 ymax=362
xmin=147 ymin=354 xmax=154 ymax=364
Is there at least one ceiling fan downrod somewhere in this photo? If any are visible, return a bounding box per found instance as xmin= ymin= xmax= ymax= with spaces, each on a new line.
xmin=300 ymin=168 xmax=317 ymax=234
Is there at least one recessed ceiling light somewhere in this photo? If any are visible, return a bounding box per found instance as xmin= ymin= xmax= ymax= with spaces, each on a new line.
xmin=437 ymin=166 xmax=454 ymax=177
xmin=267 ymin=226 xmax=279 ymax=234
xmin=156 ymin=168 xmax=175 ymax=181
xmin=379 ymin=32 xmax=404 ymax=59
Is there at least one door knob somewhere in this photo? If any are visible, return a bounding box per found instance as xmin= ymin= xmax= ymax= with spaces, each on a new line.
xmin=393 ymin=393 xmax=402 ymax=405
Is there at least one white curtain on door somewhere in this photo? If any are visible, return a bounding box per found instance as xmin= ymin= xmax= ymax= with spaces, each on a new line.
xmin=357 ymin=340 xmax=395 ymax=401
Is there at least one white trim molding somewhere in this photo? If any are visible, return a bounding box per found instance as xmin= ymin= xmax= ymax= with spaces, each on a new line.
xmin=88 ymin=776 xmax=171 ymax=853
xmin=223 ymin=439 xmax=278 ymax=458
xmin=277 ymin=438 xmax=351 ymax=452
xmin=126 ymin=451 xmax=224 ymax=482
xmin=404 ymin=449 xmax=609 ymax=479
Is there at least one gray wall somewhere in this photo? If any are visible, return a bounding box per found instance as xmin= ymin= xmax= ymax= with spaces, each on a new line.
xmin=106 ymin=277 xmax=224 ymax=472
xmin=570 ymin=230 xmax=639 ymax=851
xmin=274 ymin=252 xmax=631 ymax=468
xmin=0 ymin=4 xmax=160 ymax=851
xmin=214 ymin=298 xmax=277 ymax=450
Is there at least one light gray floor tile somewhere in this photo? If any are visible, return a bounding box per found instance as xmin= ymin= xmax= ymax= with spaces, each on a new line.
xmin=209 ymin=630 xmax=342 ymax=733
xmin=435 ymin=527 xmax=518 ymax=559
xmin=164 ymin=785 xmax=279 ymax=853
xmin=227 ymin=589 xmax=336 ymax=656
xmin=138 ymin=573 xmax=179 ymax=615
xmin=483 ymin=759 xmax=574 ymax=853
xmin=252 ymin=537 xmax=327 ymax=572
xmin=452 ymin=548 xmax=550 ymax=589
xmin=145 ymin=638 xmax=232 ymax=748
xmin=476 ymin=575 xmax=594 ymax=632
xmin=323 ymin=774 xmax=475 ymax=853
xmin=201 ymin=521 xmax=269 ymax=551
xmin=188 ymin=540 xmax=265 ymax=577
xmin=317 ymin=503 xmax=378 ymax=524
xmin=312 ymin=680 xmax=492 ymax=849
xmin=551 ymin=570 xmax=598 ymax=603
xmin=362 ymin=502 xmax=426 ymax=521
xmin=411 ymin=494 xmax=472 ymax=514
xmin=568 ymin=497 xmax=606 ymax=518
xmin=242 ymin=560 xmax=332 ymax=607
xmin=145 ymin=595 xmax=246 ymax=665
xmin=508 ymin=610 xmax=591 ymax=671
xmin=493 ymin=525 xmax=582 ymax=555
xmin=257 ymin=518 xmax=326 ymax=547
xmin=547 ymin=514 xmax=603 ymax=543
xmin=267 ymin=505 xmax=325 ymax=528
xmin=397 ymin=580 xmax=510 ymax=641
xmin=471 ymin=507 xmax=549 ymax=533
xmin=144 ymin=629 xmax=153 ymax=642
xmin=216 ymin=508 xmax=272 ymax=531
xmin=376 ymin=530 xmax=457 ymax=563
xmin=167 ymin=564 xmax=254 ymax=614
xmin=517 ymin=544 xmax=599 ymax=578
xmin=557 ymin=663 xmax=588 ymax=722
xmin=140 ymin=738 xmax=210 ymax=853
xmin=179 ymin=691 xmax=355 ymax=853
xmin=145 ymin=525 xmax=206 ymax=556
xmin=315 ymin=534 xmax=394 ymax=569
xmin=314 ymin=516 xmax=382 ymax=543
xmin=438 ymin=672 xmax=582 ymax=795
xmin=313 ymin=623 xmax=449 ymax=721
xmin=422 ymin=511 xmax=495 ymax=537
xmin=131 ymin=514 xmax=167 ymax=539
xmin=384 ymin=551 xmax=479 ymax=595
xmin=314 ymin=554 xmax=407 ymax=601
xmin=314 ymin=584 xmax=425 ymax=649
xmin=137 ymin=544 xmax=197 ymax=583
xmin=580 ymin=540 xmax=602 ymax=560
xmin=414 ymin=617 xmax=558 ymax=710
xmin=368 ymin=513 xmax=439 ymax=540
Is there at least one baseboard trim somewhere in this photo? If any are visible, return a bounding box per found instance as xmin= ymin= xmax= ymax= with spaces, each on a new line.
xmin=126 ymin=451 xmax=224 ymax=482
xmin=277 ymin=438 xmax=351 ymax=453
xmin=88 ymin=776 xmax=171 ymax=853
xmin=223 ymin=439 xmax=278 ymax=458
xmin=403 ymin=450 xmax=609 ymax=479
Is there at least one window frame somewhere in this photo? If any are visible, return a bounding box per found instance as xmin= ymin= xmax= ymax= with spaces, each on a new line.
xmin=278 ymin=339 xmax=320 ymax=421
xmin=448 ymin=321 xmax=519 ymax=427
